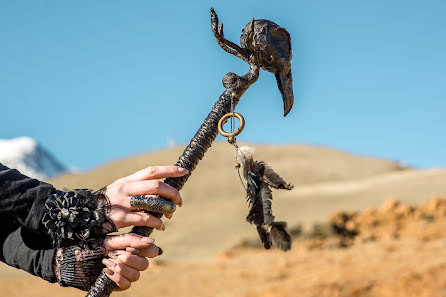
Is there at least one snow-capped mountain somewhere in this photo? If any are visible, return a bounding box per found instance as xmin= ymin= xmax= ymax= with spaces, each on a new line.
xmin=0 ymin=137 xmax=67 ymax=179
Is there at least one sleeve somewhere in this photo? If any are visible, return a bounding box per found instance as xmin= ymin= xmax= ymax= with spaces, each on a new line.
xmin=2 ymin=226 xmax=108 ymax=290
xmin=1 ymin=227 xmax=57 ymax=283
xmin=0 ymin=163 xmax=55 ymax=235
xmin=0 ymin=163 xmax=116 ymax=247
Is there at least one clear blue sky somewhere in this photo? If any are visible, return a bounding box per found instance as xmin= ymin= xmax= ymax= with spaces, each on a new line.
xmin=1 ymin=0 xmax=445 ymax=170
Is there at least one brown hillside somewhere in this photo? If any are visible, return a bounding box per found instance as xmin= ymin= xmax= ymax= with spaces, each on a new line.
xmin=44 ymin=144 xmax=417 ymax=262
xmin=2 ymin=145 xmax=446 ymax=297
xmin=49 ymin=143 xmax=407 ymax=190
xmin=2 ymin=198 xmax=446 ymax=297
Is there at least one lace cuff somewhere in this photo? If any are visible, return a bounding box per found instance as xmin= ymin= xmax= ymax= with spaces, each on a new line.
xmin=54 ymin=244 xmax=106 ymax=291
xmin=42 ymin=188 xmax=116 ymax=246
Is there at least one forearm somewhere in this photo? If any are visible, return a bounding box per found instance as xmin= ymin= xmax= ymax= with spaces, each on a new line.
xmin=0 ymin=164 xmax=115 ymax=247
xmin=0 ymin=163 xmax=55 ymax=234
xmin=1 ymin=226 xmax=110 ymax=291
xmin=1 ymin=227 xmax=57 ymax=283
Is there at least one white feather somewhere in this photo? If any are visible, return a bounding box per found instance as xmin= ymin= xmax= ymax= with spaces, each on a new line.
xmin=236 ymin=145 xmax=256 ymax=163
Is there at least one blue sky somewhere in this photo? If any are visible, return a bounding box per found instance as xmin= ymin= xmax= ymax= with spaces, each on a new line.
xmin=1 ymin=0 xmax=445 ymax=170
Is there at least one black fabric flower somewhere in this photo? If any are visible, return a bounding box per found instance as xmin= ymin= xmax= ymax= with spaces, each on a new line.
xmin=42 ymin=189 xmax=115 ymax=247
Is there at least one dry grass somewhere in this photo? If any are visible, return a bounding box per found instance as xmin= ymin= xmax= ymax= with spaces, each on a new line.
xmin=1 ymin=144 xmax=446 ymax=297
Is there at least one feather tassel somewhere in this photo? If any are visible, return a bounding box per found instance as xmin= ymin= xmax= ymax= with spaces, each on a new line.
xmin=236 ymin=146 xmax=293 ymax=251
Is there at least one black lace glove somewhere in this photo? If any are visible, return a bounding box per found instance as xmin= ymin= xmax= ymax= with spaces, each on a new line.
xmin=54 ymin=243 xmax=106 ymax=291
xmin=42 ymin=189 xmax=117 ymax=247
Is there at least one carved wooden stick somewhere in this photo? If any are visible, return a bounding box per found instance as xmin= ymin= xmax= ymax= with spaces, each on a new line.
xmin=85 ymin=14 xmax=259 ymax=297
xmin=86 ymin=5 xmax=295 ymax=295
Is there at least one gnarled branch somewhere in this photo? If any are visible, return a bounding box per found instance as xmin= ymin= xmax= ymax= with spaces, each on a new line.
xmin=210 ymin=7 xmax=252 ymax=63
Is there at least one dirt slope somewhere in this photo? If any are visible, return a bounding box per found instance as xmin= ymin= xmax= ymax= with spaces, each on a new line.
xmin=49 ymin=143 xmax=406 ymax=190
xmin=2 ymin=198 xmax=446 ymax=297
xmin=45 ymin=143 xmax=415 ymax=262
xmin=1 ymin=144 xmax=446 ymax=297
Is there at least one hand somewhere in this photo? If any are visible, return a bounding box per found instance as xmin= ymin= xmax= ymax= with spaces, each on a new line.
xmin=102 ymin=233 xmax=162 ymax=291
xmin=54 ymin=234 xmax=161 ymax=291
xmin=104 ymin=166 xmax=188 ymax=230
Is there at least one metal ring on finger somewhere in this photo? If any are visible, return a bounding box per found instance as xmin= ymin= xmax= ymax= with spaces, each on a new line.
xmin=129 ymin=196 xmax=176 ymax=214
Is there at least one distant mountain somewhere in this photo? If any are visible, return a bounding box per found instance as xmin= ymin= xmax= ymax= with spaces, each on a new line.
xmin=0 ymin=137 xmax=67 ymax=179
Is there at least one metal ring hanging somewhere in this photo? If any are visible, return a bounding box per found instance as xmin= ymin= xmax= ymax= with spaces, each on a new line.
xmin=218 ymin=112 xmax=245 ymax=138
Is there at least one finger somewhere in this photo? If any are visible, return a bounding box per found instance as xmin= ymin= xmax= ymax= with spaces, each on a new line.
xmin=108 ymin=251 xmax=149 ymax=271
xmin=110 ymin=260 xmax=141 ymax=282
xmin=165 ymin=212 xmax=173 ymax=219
xmin=125 ymin=180 xmax=182 ymax=206
xmin=104 ymin=268 xmax=132 ymax=290
xmin=130 ymin=196 xmax=176 ymax=214
xmin=121 ymin=212 xmax=166 ymax=230
xmin=104 ymin=234 xmax=155 ymax=251
xmin=124 ymin=166 xmax=189 ymax=183
xmin=138 ymin=244 xmax=163 ymax=258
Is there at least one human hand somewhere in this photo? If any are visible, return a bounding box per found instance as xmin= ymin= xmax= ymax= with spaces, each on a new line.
xmin=102 ymin=233 xmax=162 ymax=291
xmin=104 ymin=166 xmax=188 ymax=230
xmin=54 ymin=233 xmax=161 ymax=291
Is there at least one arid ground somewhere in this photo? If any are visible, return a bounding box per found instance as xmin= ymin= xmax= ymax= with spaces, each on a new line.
xmin=1 ymin=144 xmax=446 ymax=297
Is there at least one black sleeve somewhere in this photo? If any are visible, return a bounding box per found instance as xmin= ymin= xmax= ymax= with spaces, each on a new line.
xmin=0 ymin=163 xmax=55 ymax=235
xmin=2 ymin=227 xmax=57 ymax=283
xmin=0 ymin=163 xmax=115 ymax=247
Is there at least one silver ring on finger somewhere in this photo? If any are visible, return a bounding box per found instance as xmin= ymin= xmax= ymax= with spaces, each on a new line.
xmin=130 ymin=196 xmax=176 ymax=214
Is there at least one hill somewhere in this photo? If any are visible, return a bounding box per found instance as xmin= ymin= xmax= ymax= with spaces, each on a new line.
xmin=47 ymin=143 xmax=426 ymax=262
xmin=49 ymin=143 xmax=407 ymax=190
xmin=2 ymin=198 xmax=446 ymax=297
xmin=2 ymin=143 xmax=446 ymax=297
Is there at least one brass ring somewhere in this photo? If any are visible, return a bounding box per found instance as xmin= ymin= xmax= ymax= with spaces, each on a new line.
xmin=218 ymin=112 xmax=245 ymax=137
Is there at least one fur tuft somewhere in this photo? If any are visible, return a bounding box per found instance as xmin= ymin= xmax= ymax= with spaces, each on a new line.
xmin=236 ymin=146 xmax=256 ymax=162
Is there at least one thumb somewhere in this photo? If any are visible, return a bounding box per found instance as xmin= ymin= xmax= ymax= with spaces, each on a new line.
xmin=103 ymin=234 xmax=155 ymax=251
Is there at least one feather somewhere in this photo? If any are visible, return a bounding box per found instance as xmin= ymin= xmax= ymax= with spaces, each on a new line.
xmin=269 ymin=221 xmax=292 ymax=251
xmin=259 ymin=183 xmax=274 ymax=225
xmin=247 ymin=182 xmax=274 ymax=225
xmin=263 ymin=164 xmax=294 ymax=190
xmin=257 ymin=222 xmax=292 ymax=251
xmin=236 ymin=145 xmax=294 ymax=251
xmin=257 ymin=225 xmax=272 ymax=249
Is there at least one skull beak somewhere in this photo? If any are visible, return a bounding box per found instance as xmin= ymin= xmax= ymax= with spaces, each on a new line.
xmin=275 ymin=69 xmax=294 ymax=116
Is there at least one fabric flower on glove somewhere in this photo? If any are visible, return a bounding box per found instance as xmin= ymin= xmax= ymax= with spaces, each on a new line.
xmin=42 ymin=189 xmax=115 ymax=246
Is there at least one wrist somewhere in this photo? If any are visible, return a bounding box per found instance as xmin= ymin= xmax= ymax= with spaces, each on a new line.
xmin=42 ymin=189 xmax=117 ymax=247
xmin=54 ymin=244 xmax=106 ymax=291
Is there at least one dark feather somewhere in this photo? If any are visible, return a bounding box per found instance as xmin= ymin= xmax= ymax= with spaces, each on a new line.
xmin=259 ymin=184 xmax=274 ymax=224
xmin=247 ymin=182 xmax=275 ymax=225
xmin=269 ymin=221 xmax=292 ymax=251
xmin=256 ymin=225 xmax=272 ymax=249
xmin=237 ymin=146 xmax=293 ymax=251
xmin=257 ymin=222 xmax=292 ymax=251
xmin=263 ymin=164 xmax=294 ymax=190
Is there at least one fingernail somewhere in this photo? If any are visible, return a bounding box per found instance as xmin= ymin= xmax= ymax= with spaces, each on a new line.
xmin=179 ymin=197 xmax=183 ymax=207
xmin=141 ymin=237 xmax=155 ymax=244
xmin=108 ymin=251 xmax=119 ymax=258
xmin=104 ymin=268 xmax=114 ymax=276
xmin=158 ymin=247 xmax=164 ymax=256
xmin=102 ymin=259 xmax=114 ymax=268
xmin=160 ymin=222 xmax=166 ymax=231
xmin=178 ymin=167 xmax=189 ymax=174
xmin=126 ymin=247 xmax=140 ymax=255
